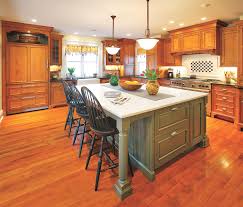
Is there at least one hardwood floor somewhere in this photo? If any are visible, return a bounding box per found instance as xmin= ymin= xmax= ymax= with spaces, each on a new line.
xmin=0 ymin=107 xmax=242 ymax=207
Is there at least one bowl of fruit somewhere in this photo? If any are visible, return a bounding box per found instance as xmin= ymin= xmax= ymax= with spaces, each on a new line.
xmin=119 ymin=80 xmax=143 ymax=91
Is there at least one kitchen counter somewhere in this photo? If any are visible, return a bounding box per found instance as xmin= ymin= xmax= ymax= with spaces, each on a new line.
xmin=76 ymin=83 xmax=208 ymax=200
xmin=212 ymin=81 xmax=243 ymax=89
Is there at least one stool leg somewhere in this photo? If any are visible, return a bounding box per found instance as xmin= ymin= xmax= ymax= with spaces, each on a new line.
xmin=64 ymin=106 xmax=71 ymax=130
xmin=85 ymin=135 xmax=96 ymax=169
xmin=72 ymin=119 xmax=81 ymax=145
xmin=68 ymin=107 xmax=74 ymax=137
xmin=128 ymin=154 xmax=134 ymax=177
xmin=95 ymin=136 xmax=104 ymax=191
xmin=78 ymin=121 xmax=86 ymax=158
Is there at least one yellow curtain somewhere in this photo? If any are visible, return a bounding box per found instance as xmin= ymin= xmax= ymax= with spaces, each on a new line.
xmin=65 ymin=45 xmax=98 ymax=55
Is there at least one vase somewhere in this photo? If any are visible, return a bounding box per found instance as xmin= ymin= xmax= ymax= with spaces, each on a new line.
xmin=146 ymin=80 xmax=159 ymax=95
xmin=109 ymin=75 xmax=119 ymax=86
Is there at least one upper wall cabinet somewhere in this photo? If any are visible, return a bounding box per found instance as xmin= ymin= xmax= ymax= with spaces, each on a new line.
xmin=220 ymin=26 xmax=238 ymax=67
xmin=170 ymin=20 xmax=227 ymax=55
xmin=50 ymin=33 xmax=63 ymax=66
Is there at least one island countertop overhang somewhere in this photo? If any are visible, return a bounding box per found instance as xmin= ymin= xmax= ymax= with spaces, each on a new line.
xmin=76 ymin=84 xmax=208 ymax=119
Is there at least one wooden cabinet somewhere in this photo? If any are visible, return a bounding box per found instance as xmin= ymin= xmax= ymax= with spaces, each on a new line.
xmin=99 ymin=78 xmax=109 ymax=84
xmin=7 ymin=44 xmax=29 ymax=84
xmin=30 ymin=46 xmax=49 ymax=82
xmin=237 ymin=23 xmax=243 ymax=86
xmin=146 ymin=40 xmax=163 ymax=69
xmin=6 ymin=43 xmax=49 ymax=114
xmin=221 ymin=26 xmax=238 ymax=67
xmin=212 ymin=84 xmax=237 ymax=120
xmin=162 ymin=38 xmax=182 ymax=66
xmin=170 ymin=20 xmax=226 ymax=54
xmin=50 ymin=33 xmax=63 ymax=66
xmin=50 ymin=82 xmax=66 ymax=107
xmin=182 ymin=31 xmax=201 ymax=51
xmin=157 ymin=79 xmax=171 ymax=86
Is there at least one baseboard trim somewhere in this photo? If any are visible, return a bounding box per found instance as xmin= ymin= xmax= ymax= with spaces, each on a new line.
xmin=0 ymin=109 xmax=3 ymax=122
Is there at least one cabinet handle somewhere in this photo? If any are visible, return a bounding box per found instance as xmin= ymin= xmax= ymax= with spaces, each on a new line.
xmin=22 ymin=96 xmax=35 ymax=100
xmin=171 ymin=131 xmax=178 ymax=137
xmin=221 ymin=89 xmax=227 ymax=92
xmin=222 ymin=97 xmax=227 ymax=100
xmin=222 ymin=107 xmax=227 ymax=111
xmin=171 ymin=107 xmax=178 ymax=111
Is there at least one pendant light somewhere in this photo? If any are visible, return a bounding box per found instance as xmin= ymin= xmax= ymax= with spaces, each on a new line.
xmin=105 ymin=15 xmax=120 ymax=55
xmin=137 ymin=0 xmax=159 ymax=50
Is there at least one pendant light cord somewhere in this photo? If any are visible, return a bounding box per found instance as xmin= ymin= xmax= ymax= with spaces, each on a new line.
xmin=145 ymin=0 xmax=150 ymax=38
xmin=111 ymin=15 xmax=116 ymax=44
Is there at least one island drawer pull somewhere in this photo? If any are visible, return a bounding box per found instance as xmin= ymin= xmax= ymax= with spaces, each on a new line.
xmin=171 ymin=107 xmax=178 ymax=111
xmin=171 ymin=131 xmax=178 ymax=137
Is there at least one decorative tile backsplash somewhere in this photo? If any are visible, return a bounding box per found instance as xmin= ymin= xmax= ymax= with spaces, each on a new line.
xmin=190 ymin=60 xmax=214 ymax=73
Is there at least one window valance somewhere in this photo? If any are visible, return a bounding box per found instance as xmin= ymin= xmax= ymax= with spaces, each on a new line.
xmin=65 ymin=44 xmax=98 ymax=55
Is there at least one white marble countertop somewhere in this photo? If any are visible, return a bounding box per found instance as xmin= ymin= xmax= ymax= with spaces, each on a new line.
xmin=76 ymin=84 xmax=208 ymax=119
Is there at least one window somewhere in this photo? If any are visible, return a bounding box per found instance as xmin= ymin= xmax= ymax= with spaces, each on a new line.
xmin=65 ymin=44 xmax=99 ymax=78
xmin=136 ymin=54 xmax=146 ymax=75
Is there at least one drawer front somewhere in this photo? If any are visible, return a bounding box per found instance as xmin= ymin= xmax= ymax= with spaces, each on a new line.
xmin=214 ymin=104 xmax=234 ymax=117
xmin=51 ymin=83 xmax=66 ymax=106
xmin=155 ymin=120 xmax=189 ymax=169
xmin=35 ymin=95 xmax=48 ymax=106
xmin=7 ymin=83 xmax=48 ymax=97
xmin=213 ymin=85 xmax=236 ymax=96
xmin=155 ymin=103 xmax=189 ymax=135
xmin=214 ymin=93 xmax=235 ymax=104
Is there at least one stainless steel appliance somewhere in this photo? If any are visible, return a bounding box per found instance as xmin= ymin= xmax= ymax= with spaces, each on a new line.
xmin=167 ymin=69 xmax=174 ymax=79
xmin=170 ymin=78 xmax=220 ymax=116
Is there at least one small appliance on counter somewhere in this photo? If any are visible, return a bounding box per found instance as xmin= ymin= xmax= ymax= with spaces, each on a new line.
xmin=167 ymin=68 xmax=174 ymax=79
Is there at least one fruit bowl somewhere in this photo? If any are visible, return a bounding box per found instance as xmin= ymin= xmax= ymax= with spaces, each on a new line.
xmin=119 ymin=80 xmax=143 ymax=91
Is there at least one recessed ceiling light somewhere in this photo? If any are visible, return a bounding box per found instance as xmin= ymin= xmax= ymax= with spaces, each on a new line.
xmin=31 ymin=19 xmax=37 ymax=23
xmin=169 ymin=20 xmax=175 ymax=24
xmin=126 ymin=33 xmax=132 ymax=37
xmin=201 ymin=17 xmax=207 ymax=21
xmin=92 ymin=34 xmax=97 ymax=37
xmin=200 ymin=3 xmax=211 ymax=8
xmin=179 ymin=23 xmax=184 ymax=27
xmin=74 ymin=32 xmax=79 ymax=35
xmin=162 ymin=28 xmax=167 ymax=31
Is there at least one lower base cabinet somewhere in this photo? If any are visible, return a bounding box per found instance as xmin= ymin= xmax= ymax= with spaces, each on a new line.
xmin=7 ymin=83 xmax=48 ymax=114
xmin=50 ymin=82 xmax=66 ymax=107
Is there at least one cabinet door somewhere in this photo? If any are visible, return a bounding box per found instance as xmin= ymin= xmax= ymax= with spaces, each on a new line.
xmin=182 ymin=31 xmax=201 ymax=51
xmin=163 ymin=39 xmax=175 ymax=65
xmin=51 ymin=38 xmax=62 ymax=65
xmin=221 ymin=27 xmax=238 ymax=66
xmin=201 ymin=29 xmax=216 ymax=50
xmin=7 ymin=44 xmax=28 ymax=84
xmin=29 ymin=46 xmax=48 ymax=82
xmin=51 ymin=83 xmax=66 ymax=106
xmin=171 ymin=34 xmax=182 ymax=53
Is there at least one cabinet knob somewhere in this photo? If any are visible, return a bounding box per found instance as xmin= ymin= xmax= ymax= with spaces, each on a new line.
xmin=222 ymin=107 xmax=227 ymax=111
xmin=222 ymin=97 xmax=227 ymax=100
xmin=171 ymin=131 xmax=178 ymax=137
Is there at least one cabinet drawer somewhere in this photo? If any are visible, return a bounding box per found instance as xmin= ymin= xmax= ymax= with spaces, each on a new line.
xmin=214 ymin=93 xmax=235 ymax=103
xmin=214 ymin=105 xmax=235 ymax=117
xmin=213 ymin=85 xmax=236 ymax=95
xmin=155 ymin=103 xmax=189 ymax=135
xmin=155 ymin=120 xmax=189 ymax=169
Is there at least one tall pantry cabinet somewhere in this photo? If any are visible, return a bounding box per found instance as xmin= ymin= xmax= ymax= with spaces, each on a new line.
xmin=2 ymin=21 xmax=53 ymax=115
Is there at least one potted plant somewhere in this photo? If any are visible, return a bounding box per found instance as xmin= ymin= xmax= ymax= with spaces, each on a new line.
xmin=67 ymin=67 xmax=75 ymax=78
xmin=143 ymin=68 xmax=160 ymax=95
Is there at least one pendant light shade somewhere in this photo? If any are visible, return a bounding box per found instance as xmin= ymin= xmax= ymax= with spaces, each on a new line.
xmin=105 ymin=15 xmax=120 ymax=55
xmin=137 ymin=0 xmax=158 ymax=50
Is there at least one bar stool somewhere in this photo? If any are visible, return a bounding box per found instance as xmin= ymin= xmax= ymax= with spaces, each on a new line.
xmin=69 ymin=85 xmax=92 ymax=158
xmin=62 ymin=81 xmax=80 ymax=137
xmin=81 ymin=86 xmax=133 ymax=191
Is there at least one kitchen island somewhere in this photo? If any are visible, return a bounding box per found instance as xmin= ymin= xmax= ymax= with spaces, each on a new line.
xmin=77 ymin=84 xmax=209 ymax=200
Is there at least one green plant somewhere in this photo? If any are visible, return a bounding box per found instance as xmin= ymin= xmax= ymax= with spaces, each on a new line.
xmin=142 ymin=68 xmax=159 ymax=80
xmin=68 ymin=67 xmax=75 ymax=76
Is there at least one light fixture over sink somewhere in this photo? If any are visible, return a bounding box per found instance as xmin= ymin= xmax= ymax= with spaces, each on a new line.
xmin=105 ymin=15 xmax=120 ymax=55
xmin=137 ymin=0 xmax=159 ymax=50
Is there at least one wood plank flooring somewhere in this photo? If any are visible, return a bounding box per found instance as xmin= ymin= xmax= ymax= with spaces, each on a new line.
xmin=0 ymin=107 xmax=242 ymax=207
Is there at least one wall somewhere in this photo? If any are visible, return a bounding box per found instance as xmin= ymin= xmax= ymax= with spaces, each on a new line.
xmin=62 ymin=35 xmax=104 ymax=78
xmin=0 ymin=20 xmax=3 ymax=118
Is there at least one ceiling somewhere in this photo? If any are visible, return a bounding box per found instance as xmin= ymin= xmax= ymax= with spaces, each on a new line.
xmin=0 ymin=0 xmax=243 ymax=38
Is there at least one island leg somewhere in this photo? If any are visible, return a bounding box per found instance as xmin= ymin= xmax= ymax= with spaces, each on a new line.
xmin=114 ymin=118 xmax=132 ymax=200
xmin=200 ymin=97 xmax=210 ymax=148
